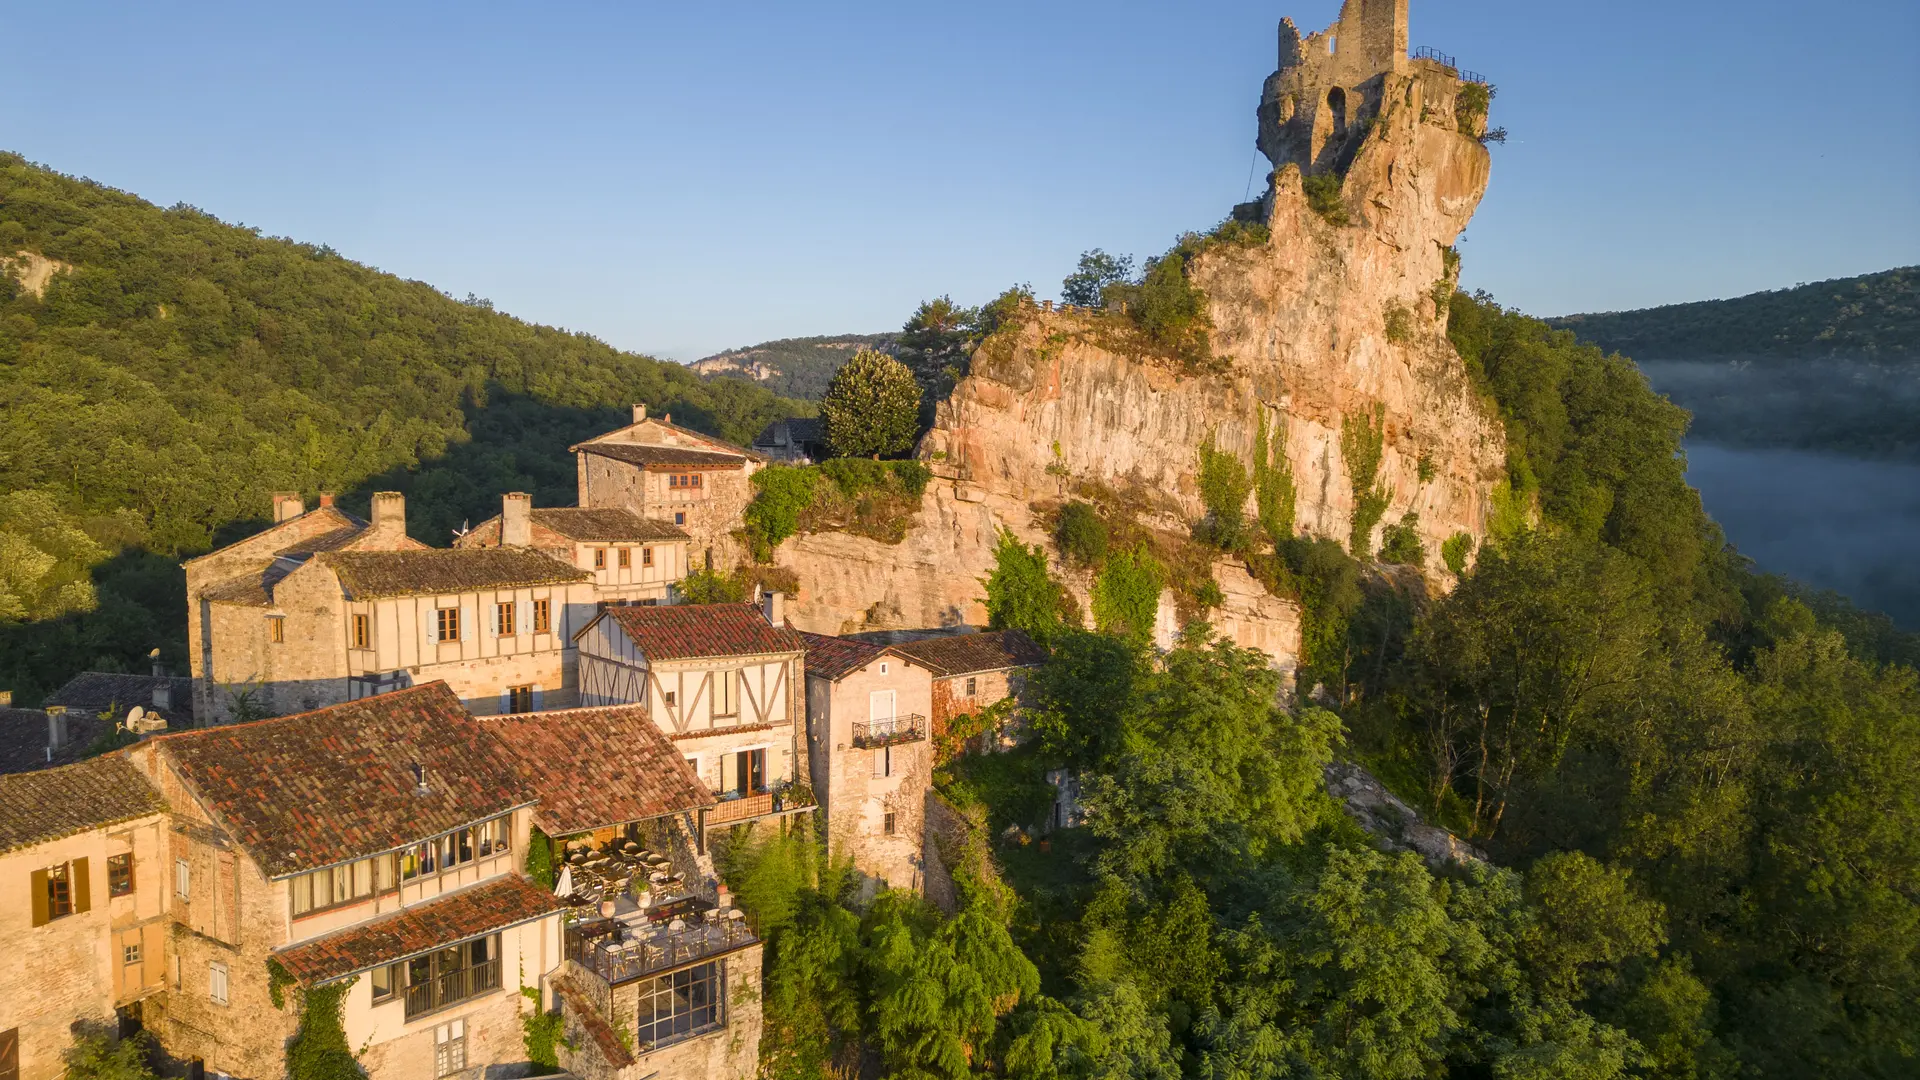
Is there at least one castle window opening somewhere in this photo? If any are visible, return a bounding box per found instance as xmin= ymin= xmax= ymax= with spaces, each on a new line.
xmin=1328 ymin=87 xmax=1348 ymax=136
xmin=267 ymin=615 xmax=286 ymax=644
xmin=436 ymin=607 xmax=461 ymax=643
xmin=532 ymin=599 xmax=551 ymax=634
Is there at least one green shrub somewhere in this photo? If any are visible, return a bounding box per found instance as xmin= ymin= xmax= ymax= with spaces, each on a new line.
xmin=1442 ymin=531 xmax=1475 ymax=576
xmin=1196 ymin=441 xmax=1253 ymax=551
xmin=982 ymin=528 xmax=1065 ymax=643
xmin=521 ymin=984 xmax=564 ymax=1073
xmin=525 ymin=825 xmax=557 ymax=889
xmin=1302 ymin=173 xmax=1350 ymax=225
xmin=1195 ymin=577 xmax=1226 ymax=611
xmin=889 ymin=460 xmax=933 ymax=499
xmin=1379 ymin=514 xmax=1426 ymax=566
xmin=819 ymin=457 xmax=886 ymax=496
xmin=1056 ymin=501 xmax=1108 ymax=567
xmin=679 ymin=566 xmax=747 ymax=604
xmin=286 ymin=979 xmax=359 ymax=1080
xmin=1104 ymin=235 xmax=1213 ymax=365
xmin=1384 ymin=302 xmax=1414 ymax=344
xmin=1092 ymin=544 xmax=1167 ymax=646
xmin=1456 ymin=82 xmax=1492 ymax=132
xmin=745 ymin=464 xmax=821 ymax=560
xmin=63 ymin=1031 xmax=159 ymax=1080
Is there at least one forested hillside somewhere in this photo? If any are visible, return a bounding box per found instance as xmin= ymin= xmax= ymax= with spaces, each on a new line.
xmin=0 ymin=151 xmax=809 ymax=703
xmin=1553 ymin=266 xmax=1918 ymax=360
xmin=718 ymin=288 xmax=1919 ymax=1080
xmin=693 ymin=333 xmax=894 ymax=399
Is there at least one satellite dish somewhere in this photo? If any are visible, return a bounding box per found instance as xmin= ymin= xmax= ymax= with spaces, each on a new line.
xmin=126 ymin=705 xmax=146 ymax=726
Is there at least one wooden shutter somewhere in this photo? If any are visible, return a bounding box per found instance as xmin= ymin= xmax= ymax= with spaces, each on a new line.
xmin=72 ymin=857 xmax=91 ymax=914
xmin=29 ymin=869 xmax=49 ymax=927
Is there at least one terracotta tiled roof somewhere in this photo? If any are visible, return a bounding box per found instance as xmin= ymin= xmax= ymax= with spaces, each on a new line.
xmin=576 ymin=443 xmax=748 ymax=469
xmin=891 ymin=630 xmax=1047 ymax=678
xmin=0 ymin=755 xmax=166 ymax=854
xmin=156 ymin=683 xmax=534 ymax=877
xmin=274 ymin=875 xmax=565 ymax=986
xmin=0 ymin=708 xmax=113 ymax=775
xmin=46 ymin=672 xmax=194 ymax=723
xmin=319 ymin=548 xmax=589 ymax=600
xmin=600 ymin=603 xmax=803 ymax=661
xmin=799 ymin=632 xmax=894 ymax=682
xmin=479 ymin=705 xmax=714 ymax=835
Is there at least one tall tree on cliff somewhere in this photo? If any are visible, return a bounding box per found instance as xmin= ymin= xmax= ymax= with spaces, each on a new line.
xmin=820 ymin=348 xmax=922 ymax=459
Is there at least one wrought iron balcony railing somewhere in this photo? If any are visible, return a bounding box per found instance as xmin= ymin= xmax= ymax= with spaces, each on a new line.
xmin=851 ymin=713 xmax=927 ymax=749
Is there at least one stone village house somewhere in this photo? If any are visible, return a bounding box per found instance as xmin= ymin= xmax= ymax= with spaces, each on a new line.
xmin=572 ymin=405 xmax=764 ymax=571
xmin=455 ymin=493 xmax=692 ymax=607
xmin=0 ymin=757 xmax=170 ymax=1080
xmin=574 ymin=593 xmax=813 ymax=830
xmin=0 ymin=680 xmax=767 ymax=1080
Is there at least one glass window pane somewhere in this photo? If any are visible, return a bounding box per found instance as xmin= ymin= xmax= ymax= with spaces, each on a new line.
xmin=376 ymin=853 xmax=397 ymax=890
xmin=354 ymin=859 xmax=374 ymax=897
xmin=291 ymin=873 xmax=311 ymax=915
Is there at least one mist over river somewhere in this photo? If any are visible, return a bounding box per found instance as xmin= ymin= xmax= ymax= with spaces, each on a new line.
xmin=1684 ymin=442 xmax=1920 ymax=629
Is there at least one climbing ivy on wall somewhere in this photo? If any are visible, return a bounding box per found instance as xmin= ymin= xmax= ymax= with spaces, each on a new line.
xmin=1252 ymin=412 xmax=1297 ymax=544
xmin=526 ymin=825 xmax=557 ymax=889
xmin=284 ymin=976 xmax=360 ymax=1080
xmin=521 ymin=983 xmax=566 ymax=1073
xmin=1091 ymin=545 xmax=1167 ymax=647
xmin=1341 ymin=404 xmax=1389 ymax=556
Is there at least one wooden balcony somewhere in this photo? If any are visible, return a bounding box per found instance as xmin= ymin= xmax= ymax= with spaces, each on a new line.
xmin=706 ymin=792 xmax=774 ymax=825
xmin=852 ymin=713 xmax=927 ymax=749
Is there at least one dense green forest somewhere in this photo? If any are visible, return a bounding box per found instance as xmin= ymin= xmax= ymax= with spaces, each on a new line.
xmin=0 ymin=152 xmax=810 ymax=704
xmin=693 ymin=333 xmax=894 ymax=400
xmin=1552 ymin=267 xmax=1918 ymax=361
xmin=716 ymin=288 xmax=1919 ymax=1080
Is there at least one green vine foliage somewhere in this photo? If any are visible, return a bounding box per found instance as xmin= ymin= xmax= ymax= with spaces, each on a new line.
xmin=521 ymin=984 xmax=566 ymax=1073
xmin=1342 ymin=404 xmax=1390 ymax=556
xmin=1379 ymin=513 xmax=1426 ymax=566
xmin=1253 ymin=412 xmax=1297 ymax=544
xmin=1302 ymin=173 xmax=1350 ymax=226
xmin=1092 ymin=545 xmax=1167 ymax=647
xmin=1442 ymin=531 xmax=1475 ymax=576
xmin=745 ymin=464 xmax=821 ymax=561
xmin=1195 ymin=439 xmax=1253 ymax=551
xmin=287 ymin=978 xmax=359 ymax=1080
xmin=526 ymin=825 xmax=557 ymax=889
xmin=982 ymin=528 xmax=1066 ymax=644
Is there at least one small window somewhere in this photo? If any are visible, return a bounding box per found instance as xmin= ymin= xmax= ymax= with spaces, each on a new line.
xmin=966 ymin=677 xmax=978 ymax=697
xmin=642 ymin=547 xmax=654 ymax=567
xmin=124 ymin=942 xmax=143 ymax=966
xmin=175 ymin=859 xmax=191 ymax=900
xmin=476 ymin=815 xmax=512 ymax=858
xmin=674 ymin=512 xmax=686 ymax=526
xmin=108 ymin=853 xmax=134 ymax=897
xmin=45 ymin=862 xmax=73 ymax=919
xmin=209 ymin=961 xmax=229 ymax=1006
xmin=884 ymin=812 xmax=897 ymax=836
xmin=593 ymin=548 xmax=606 ymax=570
xmin=532 ymin=599 xmax=551 ymax=634
xmin=507 ymin=685 xmax=534 ymax=714
xmin=662 ymin=690 xmax=677 ymax=708
xmin=879 ymin=662 xmax=889 ymax=675
xmin=617 ymin=547 xmax=631 ymax=569
xmin=872 ymin=745 xmax=892 ymax=779
xmin=351 ymin=613 xmax=371 ymax=650
xmin=496 ymin=601 xmax=516 ymax=637
xmin=435 ymin=1018 xmax=468 ymax=1077
xmin=267 ymin=615 xmax=286 ymax=643
xmin=371 ymin=963 xmax=398 ymax=1003
xmin=436 ymin=607 xmax=460 ymax=643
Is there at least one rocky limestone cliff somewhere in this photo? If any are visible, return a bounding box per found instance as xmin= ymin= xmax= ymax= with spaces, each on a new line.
xmin=778 ymin=2 xmax=1505 ymax=671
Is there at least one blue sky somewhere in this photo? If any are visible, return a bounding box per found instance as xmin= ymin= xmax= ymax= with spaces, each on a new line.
xmin=5 ymin=1 xmax=1916 ymax=360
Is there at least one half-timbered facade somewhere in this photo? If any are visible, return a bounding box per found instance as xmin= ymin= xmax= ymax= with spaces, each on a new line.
xmin=575 ymin=595 xmax=809 ymax=825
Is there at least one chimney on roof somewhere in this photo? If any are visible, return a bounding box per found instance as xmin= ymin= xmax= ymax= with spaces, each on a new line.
xmin=663 ymin=412 xmax=671 ymax=425
xmin=150 ymin=647 xmax=164 ymax=679
xmin=501 ymin=492 xmax=533 ymax=547
xmin=412 ymin=762 xmax=431 ymax=797
xmin=47 ymin=706 xmax=69 ymax=751
xmin=762 ymin=590 xmax=785 ymax=627
xmin=370 ymin=491 xmax=407 ymax=540
xmin=319 ymin=492 xmax=336 ymax=508
xmin=272 ymin=492 xmax=304 ymax=523
xmin=632 ymin=404 xmax=647 ymax=424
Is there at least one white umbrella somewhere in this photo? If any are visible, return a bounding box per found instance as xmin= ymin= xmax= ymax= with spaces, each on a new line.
xmin=555 ymin=864 xmax=573 ymax=896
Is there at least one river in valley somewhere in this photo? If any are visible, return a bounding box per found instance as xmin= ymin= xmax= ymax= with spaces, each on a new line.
xmin=1684 ymin=442 xmax=1920 ymax=629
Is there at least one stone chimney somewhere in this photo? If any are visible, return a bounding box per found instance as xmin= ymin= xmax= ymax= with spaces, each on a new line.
xmin=501 ymin=492 xmax=533 ymax=547
xmin=272 ymin=492 xmax=304 ymax=523
xmin=319 ymin=492 xmax=336 ymax=508
xmin=47 ymin=706 xmax=68 ymax=751
xmin=369 ymin=491 xmax=407 ymax=541
xmin=762 ymin=590 xmax=785 ymax=627
xmin=632 ymin=404 xmax=647 ymax=424
xmin=150 ymin=648 xmax=164 ymax=678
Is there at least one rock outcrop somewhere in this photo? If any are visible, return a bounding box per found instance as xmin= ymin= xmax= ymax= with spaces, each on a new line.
xmin=779 ymin=0 xmax=1506 ymax=671
xmin=1324 ymin=760 xmax=1486 ymax=867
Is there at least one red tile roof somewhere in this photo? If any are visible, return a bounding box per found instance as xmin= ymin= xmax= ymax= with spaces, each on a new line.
xmin=0 ymin=754 xmax=166 ymax=854
xmin=155 ymin=683 xmax=534 ymax=877
xmin=798 ymin=632 xmax=894 ymax=682
xmin=478 ymin=705 xmax=714 ymax=835
xmin=891 ymin=630 xmax=1047 ymax=678
xmin=274 ymin=875 xmax=565 ymax=986
xmin=599 ymin=603 xmax=804 ymax=662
